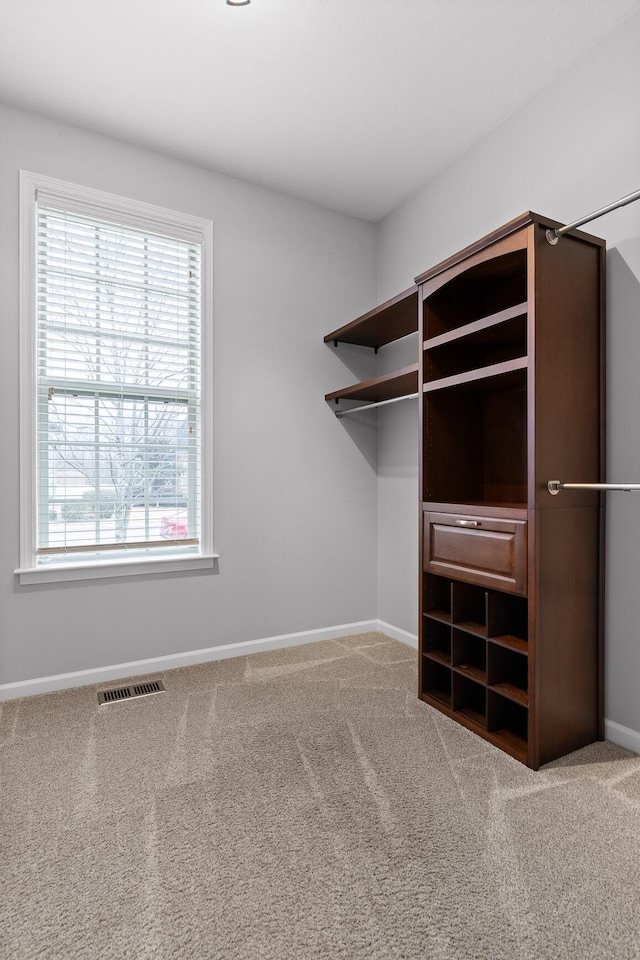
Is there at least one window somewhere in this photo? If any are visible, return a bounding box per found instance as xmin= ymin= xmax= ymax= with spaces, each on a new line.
xmin=17 ymin=172 xmax=215 ymax=583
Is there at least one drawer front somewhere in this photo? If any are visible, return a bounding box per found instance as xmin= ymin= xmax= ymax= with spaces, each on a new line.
xmin=423 ymin=512 xmax=527 ymax=595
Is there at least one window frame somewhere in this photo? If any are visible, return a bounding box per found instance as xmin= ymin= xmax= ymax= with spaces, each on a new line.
xmin=16 ymin=171 xmax=216 ymax=584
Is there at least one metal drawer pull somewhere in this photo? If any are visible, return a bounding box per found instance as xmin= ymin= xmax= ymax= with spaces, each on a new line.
xmin=455 ymin=519 xmax=480 ymax=527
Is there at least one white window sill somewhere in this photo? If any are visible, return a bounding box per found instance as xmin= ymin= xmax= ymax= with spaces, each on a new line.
xmin=14 ymin=553 xmax=219 ymax=584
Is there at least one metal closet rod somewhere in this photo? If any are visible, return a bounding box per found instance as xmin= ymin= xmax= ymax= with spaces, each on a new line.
xmin=548 ymin=481 xmax=640 ymax=495
xmin=546 ymin=187 xmax=640 ymax=244
xmin=335 ymin=392 xmax=419 ymax=419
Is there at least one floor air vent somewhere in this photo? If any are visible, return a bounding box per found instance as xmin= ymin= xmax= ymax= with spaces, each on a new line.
xmin=98 ymin=680 xmax=165 ymax=705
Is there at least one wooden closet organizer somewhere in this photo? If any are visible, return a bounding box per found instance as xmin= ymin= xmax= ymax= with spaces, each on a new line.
xmin=325 ymin=212 xmax=606 ymax=769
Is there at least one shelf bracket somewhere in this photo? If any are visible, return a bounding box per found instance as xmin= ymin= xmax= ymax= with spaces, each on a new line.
xmin=548 ymin=480 xmax=640 ymax=495
xmin=329 ymin=340 xmax=380 ymax=352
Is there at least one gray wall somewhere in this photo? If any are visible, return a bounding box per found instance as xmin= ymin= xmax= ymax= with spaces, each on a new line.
xmin=375 ymin=12 xmax=640 ymax=732
xmin=0 ymin=104 xmax=379 ymax=684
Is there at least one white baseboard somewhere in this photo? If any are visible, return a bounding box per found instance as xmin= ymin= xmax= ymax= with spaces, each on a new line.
xmin=0 ymin=618 xmax=415 ymax=701
xmin=6 ymin=623 xmax=632 ymax=757
xmin=604 ymin=718 xmax=640 ymax=756
xmin=376 ymin=620 xmax=418 ymax=649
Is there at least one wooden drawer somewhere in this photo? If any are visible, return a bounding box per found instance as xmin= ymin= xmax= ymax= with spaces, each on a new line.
xmin=423 ymin=512 xmax=527 ymax=595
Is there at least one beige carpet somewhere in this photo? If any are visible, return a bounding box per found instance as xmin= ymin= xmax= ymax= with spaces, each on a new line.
xmin=2 ymin=632 xmax=640 ymax=959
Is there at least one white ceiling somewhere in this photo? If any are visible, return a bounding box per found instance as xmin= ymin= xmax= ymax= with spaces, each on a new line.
xmin=1 ymin=0 xmax=639 ymax=221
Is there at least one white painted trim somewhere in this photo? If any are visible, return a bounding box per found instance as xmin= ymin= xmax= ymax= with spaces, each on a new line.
xmin=377 ymin=619 xmax=418 ymax=649
xmin=19 ymin=171 xmax=38 ymax=574
xmin=17 ymin=171 xmax=214 ymax=580
xmin=23 ymin=171 xmax=211 ymax=243
xmin=200 ymin=215 xmax=214 ymax=557
xmin=0 ymin=620 xmax=384 ymax=700
xmin=605 ymin=718 xmax=640 ymax=756
xmin=15 ymin=553 xmax=219 ymax=584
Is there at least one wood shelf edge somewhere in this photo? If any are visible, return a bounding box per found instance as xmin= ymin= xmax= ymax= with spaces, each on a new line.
xmin=421 ymin=688 xmax=452 ymax=710
xmin=423 ymin=356 xmax=528 ymax=394
xmin=423 ymin=301 xmax=528 ymax=351
xmin=423 ymin=610 xmax=453 ymax=625
xmin=423 ymin=501 xmax=528 ymax=518
xmin=325 ymin=362 xmax=418 ymax=403
xmin=489 ymin=634 xmax=528 ymax=655
xmin=453 ymin=665 xmax=487 ymax=685
xmin=489 ymin=682 xmax=529 ymax=707
xmin=456 ymin=705 xmax=486 ymax=728
xmin=324 ymin=285 xmax=418 ymax=348
xmin=423 ymin=649 xmax=451 ymax=667
xmin=453 ymin=620 xmax=488 ymax=639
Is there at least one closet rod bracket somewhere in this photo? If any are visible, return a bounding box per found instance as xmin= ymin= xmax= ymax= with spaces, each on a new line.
xmin=548 ymin=480 xmax=640 ymax=495
xmin=545 ymin=187 xmax=640 ymax=244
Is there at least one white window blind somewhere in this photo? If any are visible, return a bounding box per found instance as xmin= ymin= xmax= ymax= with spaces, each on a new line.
xmin=35 ymin=202 xmax=202 ymax=564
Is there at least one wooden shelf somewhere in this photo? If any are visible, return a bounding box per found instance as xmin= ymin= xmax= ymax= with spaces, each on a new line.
xmin=454 ymin=619 xmax=488 ymax=639
xmin=423 ymin=688 xmax=452 ymax=710
xmin=454 ymin=664 xmax=487 ymax=685
xmin=489 ymin=728 xmax=528 ymax=760
xmin=424 ymin=501 xmax=528 ymax=516
xmin=422 ymin=356 xmax=528 ymax=394
xmin=325 ymin=363 xmax=418 ymax=404
xmin=456 ymin=706 xmax=486 ymax=728
xmin=324 ymin=286 xmax=418 ymax=349
xmin=424 ymin=649 xmax=450 ymax=667
xmin=490 ymin=634 xmax=528 ymax=655
xmin=490 ymin=682 xmax=528 ymax=707
xmin=423 ymin=301 xmax=528 ymax=351
xmin=424 ymin=609 xmax=453 ymax=625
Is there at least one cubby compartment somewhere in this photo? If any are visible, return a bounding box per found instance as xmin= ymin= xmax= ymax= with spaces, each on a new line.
xmin=423 ymin=573 xmax=452 ymax=623
xmin=422 ymin=658 xmax=452 ymax=708
xmin=424 ymin=309 xmax=527 ymax=384
xmin=487 ymin=592 xmax=528 ymax=650
xmin=452 ymin=629 xmax=487 ymax=684
xmin=452 ymin=582 xmax=487 ymax=636
xmin=423 ymin=249 xmax=527 ymax=339
xmin=487 ymin=690 xmax=528 ymax=756
xmin=452 ymin=672 xmax=486 ymax=728
xmin=488 ymin=643 xmax=528 ymax=706
xmin=423 ymin=368 xmax=527 ymax=507
xmin=423 ymin=617 xmax=451 ymax=666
